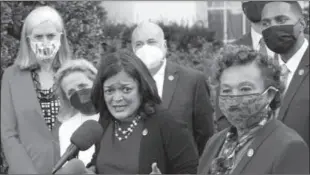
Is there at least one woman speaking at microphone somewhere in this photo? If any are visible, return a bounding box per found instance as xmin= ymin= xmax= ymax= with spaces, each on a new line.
xmin=53 ymin=59 xmax=99 ymax=167
xmin=86 ymin=50 xmax=198 ymax=174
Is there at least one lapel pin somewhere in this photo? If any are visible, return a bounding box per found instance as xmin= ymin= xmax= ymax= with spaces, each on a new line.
xmin=247 ymin=148 xmax=254 ymax=157
xmin=298 ymin=69 xmax=304 ymax=76
xmin=142 ymin=128 xmax=148 ymax=136
xmin=168 ymin=75 xmax=174 ymax=81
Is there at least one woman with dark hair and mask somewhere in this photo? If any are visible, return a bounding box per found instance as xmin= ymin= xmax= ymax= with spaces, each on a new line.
xmin=198 ymin=45 xmax=309 ymax=174
xmin=86 ymin=50 xmax=198 ymax=174
xmin=53 ymin=59 xmax=99 ymax=167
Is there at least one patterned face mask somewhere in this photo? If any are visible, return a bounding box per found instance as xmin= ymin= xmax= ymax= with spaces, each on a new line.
xmin=218 ymin=86 xmax=278 ymax=129
xmin=28 ymin=32 xmax=62 ymax=61
xmin=29 ymin=40 xmax=61 ymax=61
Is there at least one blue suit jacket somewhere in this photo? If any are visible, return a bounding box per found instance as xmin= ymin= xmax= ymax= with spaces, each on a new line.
xmin=1 ymin=65 xmax=60 ymax=174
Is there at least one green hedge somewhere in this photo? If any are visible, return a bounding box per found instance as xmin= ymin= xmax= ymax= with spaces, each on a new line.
xmin=1 ymin=1 xmax=221 ymax=80
xmin=1 ymin=3 xmax=221 ymax=172
xmin=1 ymin=1 xmax=107 ymax=71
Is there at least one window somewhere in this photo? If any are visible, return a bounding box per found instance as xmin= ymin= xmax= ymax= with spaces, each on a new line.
xmin=207 ymin=1 xmax=224 ymax=8
xmin=227 ymin=10 xmax=243 ymax=41
xmin=207 ymin=10 xmax=224 ymax=40
xmin=201 ymin=1 xmax=250 ymax=43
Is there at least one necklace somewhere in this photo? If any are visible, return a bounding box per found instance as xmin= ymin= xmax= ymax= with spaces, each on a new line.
xmin=114 ymin=115 xmax=141 ymax=141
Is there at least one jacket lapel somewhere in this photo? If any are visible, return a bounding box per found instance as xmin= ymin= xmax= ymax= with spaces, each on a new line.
xmin=162 ymin=61 xmax=179 ymax=109
xmin=11 ymin=69 xmax=54 ymax=140
xmin=201 ymin=131 xmax=227 ymax=173
xmin=278 ymin=47 xmax=309 ymax=121
xmin=230 ymin=119 xmax=280 ymax=175
xmin=139 ymin=114 xmax=165 ymax=174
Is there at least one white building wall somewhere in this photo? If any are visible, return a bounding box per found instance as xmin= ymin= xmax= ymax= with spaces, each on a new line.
xmin=101 ymin=1 xmax=198 ymax=26
xmin=101 ymin=1 xmax=135 ymax=25
xmin=101 ymin=1 xmax=309 ymax=41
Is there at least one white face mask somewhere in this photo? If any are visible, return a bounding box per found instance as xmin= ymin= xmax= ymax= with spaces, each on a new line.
xmin=135 ymin=45 xmax=164 ymax=70
xmin=29 ymin=39 xmax=61 ymax=61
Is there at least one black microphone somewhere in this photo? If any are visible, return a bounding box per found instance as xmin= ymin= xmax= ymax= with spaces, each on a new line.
xmin=55 ymin=159 xmax=86 ymax=174
xmin=52 ymin=120 xmax=103 ymax=174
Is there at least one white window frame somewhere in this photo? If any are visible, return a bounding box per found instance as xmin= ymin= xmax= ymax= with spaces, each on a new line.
xmin=204 ymin=1 xmax=248 ymax=43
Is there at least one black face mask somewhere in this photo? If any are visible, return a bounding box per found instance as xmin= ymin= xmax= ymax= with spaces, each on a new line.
xmin=242 ymin=2 xmax=267 ymax=23
xmin=262 ymin=22 xmax=301 ymax=54
xmin=69 ymin=88 xmax=97 ymax=115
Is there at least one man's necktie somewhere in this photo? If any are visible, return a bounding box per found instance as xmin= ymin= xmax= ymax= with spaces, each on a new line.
xmin=280 ymin=63 xmax=290 ymax=95
xmin=258 ymin=38 xmax=268 ymax=55
xmin=274 ymin=63 xmax=290 ymax=118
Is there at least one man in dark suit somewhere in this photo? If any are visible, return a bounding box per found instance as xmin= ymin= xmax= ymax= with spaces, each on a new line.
xmin=261 ymin=1 xmax=309 ymax=146
xmin=131 ymin=21 xmax=214 ymax=155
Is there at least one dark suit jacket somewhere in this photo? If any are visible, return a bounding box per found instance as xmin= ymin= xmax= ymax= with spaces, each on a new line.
xmin=277 ymin=40 xmax=309 ymax=146
xmin=198 ymin=119 xmax=309 ymax=174
xmin=232 ymin=32 xmax=253 ymax=48
xmin=89 ymin=106 xmax=199 ymax=174
xmin=1 ymin=65 xmax=60 ymax=174
xmin=161 ymin=61 xmax=214 ymax=155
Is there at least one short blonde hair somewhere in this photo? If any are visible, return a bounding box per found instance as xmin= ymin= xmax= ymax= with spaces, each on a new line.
xmin=15 ymin=6 xmax=72 ymax=71
xmin=54 ymin=59 xmax=98 ymax=122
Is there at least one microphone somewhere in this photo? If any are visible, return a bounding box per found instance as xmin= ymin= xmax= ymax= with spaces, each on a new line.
xmin=52 ymin=120 xmax=103 ymax=174
xmin=55 ymin=159 xmax=86 ymax=174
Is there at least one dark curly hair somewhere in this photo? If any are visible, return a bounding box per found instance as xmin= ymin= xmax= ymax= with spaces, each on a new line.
xmin=91 ymin=50 xmax=161 ymax=120
xmin=211 ymin=44 xmax=285 ymax=110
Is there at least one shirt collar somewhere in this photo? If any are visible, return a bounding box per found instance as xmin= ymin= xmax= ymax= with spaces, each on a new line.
xmin=153 ymin=58 xmax=166 ymax=78
xmin=251 ymin=27 xmax=262 ymax=50
xmin=279 ymin=38 xmax=308 ymax=73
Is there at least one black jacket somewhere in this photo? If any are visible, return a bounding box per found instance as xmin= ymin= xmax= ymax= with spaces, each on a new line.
xmin=88 ymin=105 xmax=199 ymax=174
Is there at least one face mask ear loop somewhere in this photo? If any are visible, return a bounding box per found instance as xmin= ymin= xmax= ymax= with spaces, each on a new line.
xmin=263 ymin=86 xmax=279 ymax=95
xmin=263 ymin=86 xmax=279 ymax=102
xmin=265 ymin=86 xmax=280 ymax=119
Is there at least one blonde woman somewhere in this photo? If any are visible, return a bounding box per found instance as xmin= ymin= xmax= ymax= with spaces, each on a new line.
xmin=53 ymin=59 xmax=99 ymax=167
xmin=1 ymin=6 xmax=71 ymax=173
